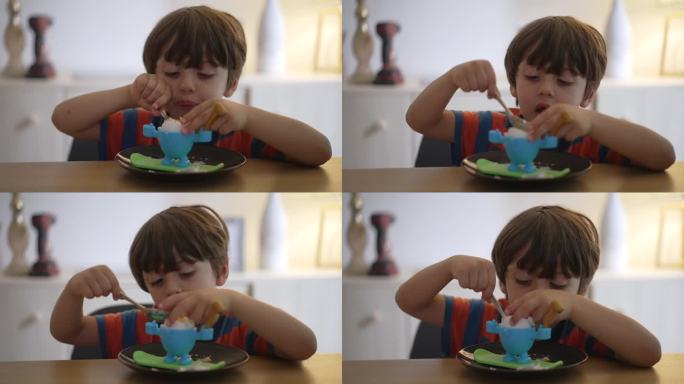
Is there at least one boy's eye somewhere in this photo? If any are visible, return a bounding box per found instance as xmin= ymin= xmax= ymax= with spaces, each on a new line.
xmin=557 ymin=79 xmax=573 ymax=86
xmin=516 ymin=279 xmax=531 ymax=286
xmin=150 ymin=278 xmax=163 ymax=287
xmin=524 ymin=75 xmax=539 ymax=81
xmin=550 ymin=282 xmax=567 ymax=289
xmin=164 ymin=72 xmax=179 ymax=78
xmin=180 ymin=271 xmax=195 ymax=278
xmin=198 ymin=73 xmax=214 ymax=79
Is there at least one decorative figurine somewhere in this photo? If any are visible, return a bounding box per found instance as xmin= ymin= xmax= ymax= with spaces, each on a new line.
xmin=3 ymin=0 xmax=25 ymax=77
xmin=368 ymin=212 xmax=398 ymax=276
xmin=5 ymin=193 xmax=30 ymax=276
xmin=373 ymin=21 xmax=403 ymax=85
xmin=26 ymin=15 xmax=55 ymax=79
xmin=349 ymin=0 xmax=374 ymax=84
xmin=344 ymin=193 xmax=368 ymax=275
xmin=29 ymin=213 xmax=59 ymax=277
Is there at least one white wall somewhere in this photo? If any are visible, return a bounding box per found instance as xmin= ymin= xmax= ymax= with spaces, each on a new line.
xmin=0 ymin=0 xmax=339 ymax=77
xmin=342 ymin=193 xmax=681 ymax=274
xmin=0 ymin=192 xmax=342 ymax=275
xmin=342 ymin=0 xmax=683 ymax=81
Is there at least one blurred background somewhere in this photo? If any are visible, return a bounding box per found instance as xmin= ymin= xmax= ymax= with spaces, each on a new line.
xmin=342 ymin=0 xmax=684 ymax=168
xmin=0 ymin=192 xmax=342 ymax=360
xmin=0 ymin=0 xmax=342 ymax=161
xmin=342 ymin=192 xmax=684 ymax=359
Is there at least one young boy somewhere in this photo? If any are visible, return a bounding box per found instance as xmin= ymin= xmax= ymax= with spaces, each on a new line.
xmin=396 ymin=205 xmax=661 ymax=367
xmin=50 ymin=205 xmax=317 ymax=361
xmin=52 ymin=6 xmax=331 ymax=166
xmin=406 ymin=16 xmax=674 ymax=171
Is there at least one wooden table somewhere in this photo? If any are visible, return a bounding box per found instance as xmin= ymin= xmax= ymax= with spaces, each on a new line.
xmin=344 ymin=163 xmax=684 ymax=192
xmin=0 ymin=158 xmax=341 ymax=192
xmin=343 ymin=354 xmax=684 ymax=384
xmin=0 ymin=354 xmax=340 ymax=384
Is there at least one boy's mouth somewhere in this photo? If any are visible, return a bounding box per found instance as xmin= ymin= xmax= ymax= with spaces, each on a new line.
xmin=176 ymin=100 xmax=198 ymax=109
xmin=534 ymin=103 xmax=550 ymax=114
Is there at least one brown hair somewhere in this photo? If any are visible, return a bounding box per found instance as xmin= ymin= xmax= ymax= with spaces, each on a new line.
xmin=491 ymin=206 xmax=600 ymax=293
xmin=504 ymin=16 xmax=607 ymax=100
xmin=142 ymin=6 xmax=247 ymax=90
xmin=129 ymin=205 xmax=229 ymax=292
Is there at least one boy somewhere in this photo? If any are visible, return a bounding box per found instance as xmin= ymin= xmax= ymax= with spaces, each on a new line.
xmin=52 ymin=6 xmax=331 ymax=166
xmin=396 ymin=205 xmax=661 ymax=367
xmin=406 ymin=16 xmax=674 ymax=171
xmin=50 ymin=205 xmax=317 ymax=361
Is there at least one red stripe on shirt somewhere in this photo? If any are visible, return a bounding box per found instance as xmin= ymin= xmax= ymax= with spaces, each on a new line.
xmin=103 ymin=313 xmax=123 ymax=358
xmin=461 ymin=112 xmax=479 ymax=157
xmin=135 ymin=110 xmax=157 ymax=146
xmin=450 ymin=297 xmax=471 ymax=353
xmin=107 ymin=112 xmax=124 ymax=160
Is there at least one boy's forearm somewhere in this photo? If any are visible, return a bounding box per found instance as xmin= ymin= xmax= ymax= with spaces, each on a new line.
xmin=50 ymin=289 xmax=89 ymax=344
xmin=242 ymin=105 xmax=332 ymax=166
xmin=406 ymin=71 xmax=458 ymax=135
xmin=52 ymin=85 xmax=136 ymax=139
xmin=589 ymin=112 xmax=675 ymax=171
xmin=570 ymin=295 xmax=661 ymax=367
xmin=226 ymin=290 xmax=317 ymax=360
xmin=395 ymin=257 xmax=455 ymax=326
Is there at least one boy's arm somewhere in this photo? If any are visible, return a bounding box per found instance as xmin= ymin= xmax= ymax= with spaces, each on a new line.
xmin=395 ymin=255 xmax=496 ymax=327
xmin=406 ymin=60 xmax=500 ymax=142
xmin=569 ymin=295 xmax=661 ymax=367
xmin=241 ymin=104 xmax=332 ymax=166
xmin=52 ymin=85 xmax=135 ymax=140
xmin=588 ymin=112 xmax=675 ymax=171
xmin=50 ymin=289 xmax=99 ymax=346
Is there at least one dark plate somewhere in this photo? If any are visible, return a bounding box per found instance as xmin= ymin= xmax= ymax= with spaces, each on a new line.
xmin=462 ymin=150 xmax=591 ymax=183
xmin=457 ymin=341 xmax=588 ymax=376
xmin=115 ymin=145 xmax=246 ymax=179
xmin=118 ymin=342 xmax=249 ymax=376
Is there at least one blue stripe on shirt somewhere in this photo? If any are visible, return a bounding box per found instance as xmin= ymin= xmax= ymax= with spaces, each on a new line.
xmin=450 ymin=111 xmax=462 ymax=166
xmin=475 ymin=112 xmax=492 ymax=153
xmin=251 ymin=138 xmax=265 ymax=158
xmin=122 ymin=109 xmax=138 ymax=150
xmin=441 ymin=295 xmax=453 ymax=356
xmin=121 ymin=310 xmax=138 ymax=349
xmin=98 ymin=119 xmax=108 ymax=160
xmin=463 ymin=299 xmax=484 ymax=347
xmin=95 ymin=315 xmax=108 ymax=357
xmin=245 ymin=331 xmax=257 ymax=354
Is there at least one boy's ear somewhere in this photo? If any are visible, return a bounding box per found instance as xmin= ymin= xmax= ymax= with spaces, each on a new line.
xmin=509 ymin=84 xmax=518 ymax=98
xmin=224 ymin=80 xmax=239 ymax=97
xmin=216 ymin=261 xmax=229 ymax=286
xmin=499 ymin=280 xmax=507 ymax=295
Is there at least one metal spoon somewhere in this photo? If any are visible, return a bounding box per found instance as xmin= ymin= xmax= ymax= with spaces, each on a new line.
xmin=493 ymin=95 xmax=530 ymax=131
xmin=118 ymin=290 xmax=168 ymax=322
xmin=490 ymin=293 xmax=507 ymax=319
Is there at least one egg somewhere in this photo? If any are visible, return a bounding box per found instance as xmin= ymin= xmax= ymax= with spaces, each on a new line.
xmin=159 ymin=117 xmax=183 ymax=133
xmin=163 ymin=316 xmax=195 ymax=330
xmin=504 ymin=127 xmax=528 ymax=138
xmin=501 ymin=315 xmax=533 ymax=328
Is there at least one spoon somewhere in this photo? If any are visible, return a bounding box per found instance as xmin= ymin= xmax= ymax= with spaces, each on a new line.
xmin=490 ymin=293 xmax=507 ymax=319
xmin=493 ymin=95 xmax=530 ymax=131
xmin=118 ymin=290 xmax=168 ymax=322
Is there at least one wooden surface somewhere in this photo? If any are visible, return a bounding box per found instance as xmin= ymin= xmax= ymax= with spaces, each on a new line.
xmin=343 ymin=354 xmax=684 ymax=384
xmin=0 ymin=354 xmax=340 ymax=384
xmin=343 ymin=162 xmax=684 ymax=192
xmin=0 ymin=158 xmax=341 ymax=192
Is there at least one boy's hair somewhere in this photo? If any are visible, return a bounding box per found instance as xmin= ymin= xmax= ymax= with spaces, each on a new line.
xmin=129 ymin=205 xmax=229 ymax=292
xmin=142 ymin=6 xmax=247 ymax=90
xmin=491 ymin=205 xmax=600 ymax=293
xmin=504 ymin=16 xmax=607 ymax=100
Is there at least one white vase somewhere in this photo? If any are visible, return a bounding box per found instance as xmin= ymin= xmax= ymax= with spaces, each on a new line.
xmin=260 ymin=193 xmax=288 ymax=271
xmin=605 ymin=0 xmax=632 ymax=79
xmin=599 ymin=193 xmax=629 ymax=271
xmin=257 ymin=0 xmax=286 ymax=74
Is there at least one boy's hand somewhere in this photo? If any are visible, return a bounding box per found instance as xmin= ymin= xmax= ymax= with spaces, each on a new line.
xmin=129 ymin=74 xmax=172 ymax=115
xmin=505 ymin=289 xmax=575 ymax=327
xmin=449 ymin=255 xmax=497 ymax=301
xmin=449 ymin=60 xmax=500 ymax=99
xmin=528 ymin=104 xmax=592 ymax=141
xmin=180 ymin=99 xmax=247 ymax=135
xmin=66 ymin=265 xmax=122 ymax=300
xmin=158 ymin=288 xmax=229 ymax=327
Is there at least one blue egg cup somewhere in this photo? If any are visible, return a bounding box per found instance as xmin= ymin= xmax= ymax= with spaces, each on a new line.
xmin=485 ymin=320 xmax=551 ymax=364
xmin=143 ymin=124 xmax=212 ymax=168
xmin=488 ymin=130 xmax=558 ymax=173
xmin=145 ymin=321 xmax=214 ymax=366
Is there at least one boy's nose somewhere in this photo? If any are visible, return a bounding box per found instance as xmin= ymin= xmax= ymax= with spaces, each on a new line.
xmin=178 ymin=74 xmax=195 ymax=93
xmin=537 ymin=78 xmax=555 ymax=97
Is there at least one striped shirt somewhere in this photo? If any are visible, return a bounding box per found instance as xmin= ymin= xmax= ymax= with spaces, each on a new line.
xmin=441 ymin=296 xmax=615 ymax=359
xmin=449 ymin=109 xmax=630 ymax=166
xmin=95 ymin=310 xmax=276 ymax=358
xmin=98 ymin=108 xmax=285 ymax=161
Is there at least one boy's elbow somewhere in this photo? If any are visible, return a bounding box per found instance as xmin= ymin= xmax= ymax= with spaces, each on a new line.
xmin=406 ymin=107 xmax=422 ymax=133
xmin=302 ymin=137 xmax=332 ymax=166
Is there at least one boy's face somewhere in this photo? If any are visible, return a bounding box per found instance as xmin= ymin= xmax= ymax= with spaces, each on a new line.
xmin=142 ymin=258 xmax=228 ymax=304
xmin=155 ymin=55 xmax=234 ymax=119
xmin=500 ymin=252 xmax=582 ymax=303
xmin=510 ymin=57 xmax=594 ymax=121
